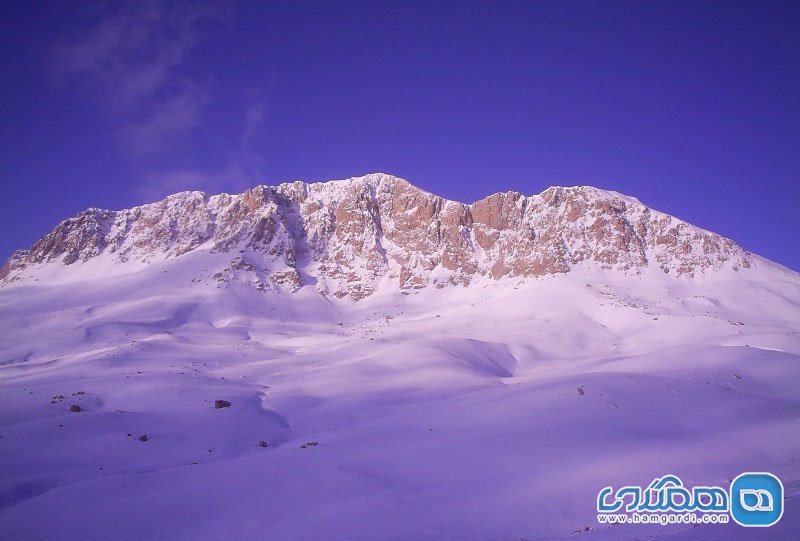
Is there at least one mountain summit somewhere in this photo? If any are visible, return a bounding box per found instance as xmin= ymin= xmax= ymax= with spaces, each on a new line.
xmin=1 ymin=174 xmax=798 ymax=541
xmin=1 ymin=173 xmax=753 ymax=298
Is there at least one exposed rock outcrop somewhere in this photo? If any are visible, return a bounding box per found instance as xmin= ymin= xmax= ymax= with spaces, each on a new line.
xmin=1 ymin=174 xmax=752 ymax=298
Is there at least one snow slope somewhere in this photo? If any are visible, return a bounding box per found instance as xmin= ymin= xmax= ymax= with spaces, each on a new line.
xmin=0 ymin=245 xmax=798 ymax=539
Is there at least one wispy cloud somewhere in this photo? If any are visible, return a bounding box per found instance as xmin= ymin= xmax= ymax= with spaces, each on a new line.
xmin=226 ymin=99 xmax=268 ymax=184
xmin=137 ymin=98 xmax=268 ymax=202
xmin=51 ymin=0 xmax=233 ymax=155
xmin=125 ymin=88 xmax=210 ymax=155
xmin=49 ymin=0 xmax=265 ymax=202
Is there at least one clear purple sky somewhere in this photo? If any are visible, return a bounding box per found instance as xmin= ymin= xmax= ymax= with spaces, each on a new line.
xmin=1 ymin=1 xmax=798 ymax=270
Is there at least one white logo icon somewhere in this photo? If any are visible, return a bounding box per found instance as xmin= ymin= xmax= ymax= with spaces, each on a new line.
xmin=739 ymin=489 xmax=773 ymax=512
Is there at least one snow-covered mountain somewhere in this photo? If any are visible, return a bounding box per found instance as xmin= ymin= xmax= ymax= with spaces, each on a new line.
xmin=1 ymin=174 xmax=798 ymax=540
xmin=1 ymin=173 xmax=753 ymax=298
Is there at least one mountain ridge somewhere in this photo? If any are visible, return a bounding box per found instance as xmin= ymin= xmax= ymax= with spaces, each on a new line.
xmin=1 ymin=173 xmax=755 ymax=298
xmin=1 ymin=176 xmax=799 ymax=541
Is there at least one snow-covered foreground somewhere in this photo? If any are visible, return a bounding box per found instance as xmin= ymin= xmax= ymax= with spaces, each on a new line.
xmin=0 ymin=257 xmax=799 ymax=540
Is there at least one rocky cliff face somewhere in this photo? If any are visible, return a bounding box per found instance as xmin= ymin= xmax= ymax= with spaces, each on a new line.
xmin=0 ymin=173 xmax=752 ymax=298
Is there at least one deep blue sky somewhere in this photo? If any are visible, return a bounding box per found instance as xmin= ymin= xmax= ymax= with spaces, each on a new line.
xmin=1 ymin=1 xmax=798 ymax=270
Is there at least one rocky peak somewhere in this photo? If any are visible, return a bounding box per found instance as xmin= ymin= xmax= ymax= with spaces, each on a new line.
xmin=1 ymin=174 xmax=753 ymax=298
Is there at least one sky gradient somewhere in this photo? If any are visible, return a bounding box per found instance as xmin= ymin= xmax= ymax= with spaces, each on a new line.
xmin=1 ymin=1 xmax=798 ymax=270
